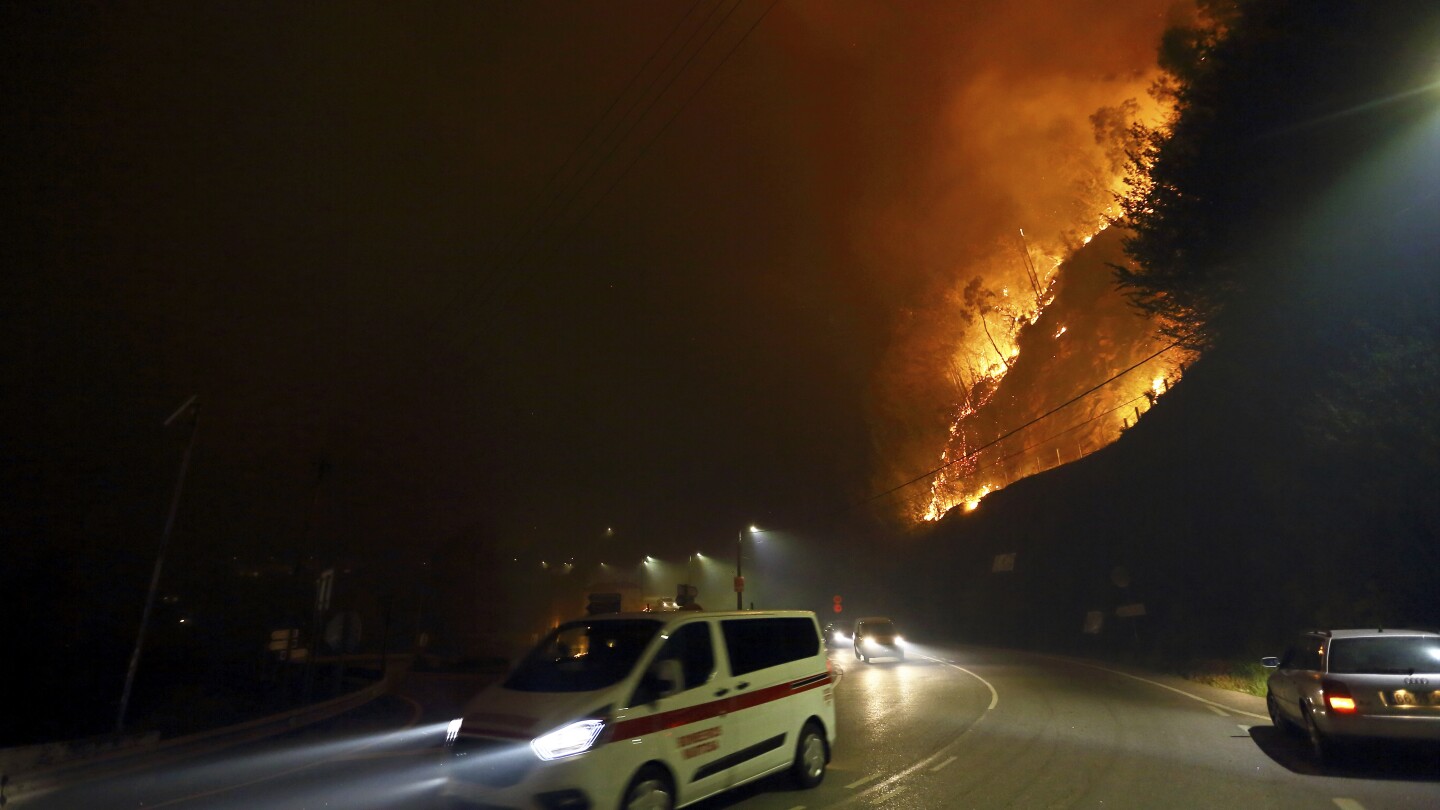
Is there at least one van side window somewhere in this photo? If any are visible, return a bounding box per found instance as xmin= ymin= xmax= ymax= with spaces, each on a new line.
xmin=655 ymin=622 xmax=716 ymax=691
xmin=721 ymin=618 xmax=820 ymax=676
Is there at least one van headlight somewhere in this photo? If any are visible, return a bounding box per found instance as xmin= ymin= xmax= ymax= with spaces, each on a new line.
xmin=531 ymin=719 xmax=606 ymax=761
xmin=894 ymin=636 xmax=906 ymax=647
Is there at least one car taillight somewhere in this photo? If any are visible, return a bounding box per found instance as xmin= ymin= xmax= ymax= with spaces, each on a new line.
xmin=1322 ymin=679 xmax=1357 ymax=714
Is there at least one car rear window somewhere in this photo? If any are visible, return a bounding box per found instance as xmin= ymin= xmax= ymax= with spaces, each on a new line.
xmin=1328 ymin=636 xmax=1440 ymax=675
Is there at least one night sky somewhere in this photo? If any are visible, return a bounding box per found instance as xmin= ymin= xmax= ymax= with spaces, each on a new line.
xmin=6 ymin=1 xmax=1185 ymax=580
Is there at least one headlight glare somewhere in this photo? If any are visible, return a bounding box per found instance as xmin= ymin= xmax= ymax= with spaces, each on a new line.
xmin=446 ymin=717 xmax=463 ymax=746
xmin=531 ymin=719 xmax=606 ymax=760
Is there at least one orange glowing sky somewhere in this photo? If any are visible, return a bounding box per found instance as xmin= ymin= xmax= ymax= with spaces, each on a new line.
xmin=783 ymin=1 xmax=1196 ymax=520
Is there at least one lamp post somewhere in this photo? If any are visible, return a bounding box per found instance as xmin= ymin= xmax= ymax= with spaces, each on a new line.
xmin=735 ymin=526 xmax=758 ymax=610
xmin=735 ymin=531 xmax=743 ymax=610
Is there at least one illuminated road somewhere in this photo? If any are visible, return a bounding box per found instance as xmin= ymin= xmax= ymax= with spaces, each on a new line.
xmin=19 ymin=646 xmax=1439 ymax=809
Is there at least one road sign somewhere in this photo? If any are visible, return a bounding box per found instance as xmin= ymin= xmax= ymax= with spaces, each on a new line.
xmin=315 ymin=568 xmax=335 ymax=612
xmin=1115 ymin=603 xmax=1147 ymax=618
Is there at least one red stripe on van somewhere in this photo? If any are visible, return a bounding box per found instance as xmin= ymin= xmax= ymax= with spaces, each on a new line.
xmin=608 ymin=672 xmax=832 ymax=741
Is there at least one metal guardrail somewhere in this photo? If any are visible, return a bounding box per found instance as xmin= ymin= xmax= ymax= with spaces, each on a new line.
xmin=3 ymin=659 xmax=409 ymax=807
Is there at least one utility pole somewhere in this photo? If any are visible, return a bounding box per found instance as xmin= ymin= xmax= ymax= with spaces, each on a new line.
xmin=300 ymin=459 xmax=331 ymax=704
xmin=116 ymin=395 xmax=199 ymax=736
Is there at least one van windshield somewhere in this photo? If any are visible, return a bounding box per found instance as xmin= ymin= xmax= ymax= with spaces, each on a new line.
xmin=504 ymin=619 xmax=663 ymax=692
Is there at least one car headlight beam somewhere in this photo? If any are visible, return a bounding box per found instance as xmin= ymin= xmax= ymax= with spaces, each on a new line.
xmin=531 ymin=719 xmax=606 ymax=761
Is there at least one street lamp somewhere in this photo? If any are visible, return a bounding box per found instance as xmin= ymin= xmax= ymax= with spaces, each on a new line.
xmin=735 ymin=525 xmax=759 ymax=610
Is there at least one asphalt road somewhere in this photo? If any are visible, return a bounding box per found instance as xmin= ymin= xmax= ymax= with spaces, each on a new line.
xmin=19 ymin=644 xmax=1439 ymax=809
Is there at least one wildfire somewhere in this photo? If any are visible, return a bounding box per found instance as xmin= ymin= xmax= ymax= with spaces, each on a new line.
xmin=916 ymin=219 xmax=1192 ymax=524
xmin=867 ymin=21 xmax=1190 ymax=527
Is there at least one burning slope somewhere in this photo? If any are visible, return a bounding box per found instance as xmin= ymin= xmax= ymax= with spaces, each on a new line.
xmin=845 ymin=3 xmax=1201 ymax=524
xmin=918 ymin=227 xmax=1190 ymax=521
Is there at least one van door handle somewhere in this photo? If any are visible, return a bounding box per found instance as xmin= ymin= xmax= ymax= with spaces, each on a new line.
xmin=737 ymin=682 xmax=750 ymax=690
xmin=714 ymin=688 xmax=729 ymax=697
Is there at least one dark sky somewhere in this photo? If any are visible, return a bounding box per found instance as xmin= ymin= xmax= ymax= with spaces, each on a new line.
xmin=5 ymin=1 xmax=1184 ymax=573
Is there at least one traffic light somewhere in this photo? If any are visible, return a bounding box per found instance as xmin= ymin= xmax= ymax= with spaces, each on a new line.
xmin=832 ymin=594 xmax=842 ymax=614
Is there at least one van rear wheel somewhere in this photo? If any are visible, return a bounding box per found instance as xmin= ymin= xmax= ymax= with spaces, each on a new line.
xmin=791 ymin=721 xmax=828 ymax=789
xmin=623 ymin=765 xmax=674 ymax=810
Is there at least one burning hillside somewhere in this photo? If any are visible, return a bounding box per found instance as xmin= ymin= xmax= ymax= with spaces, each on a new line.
xmin=916 ymin=227 xmax=1191 ymax=521
xmin=848 ymin=2 xmax=1203 ymax=524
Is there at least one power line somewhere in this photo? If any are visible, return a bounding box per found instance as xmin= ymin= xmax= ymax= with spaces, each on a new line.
xmin=850 ymin=341 xmax=1182 ymax=511
xmin=501 ymin=0 xmax=716 ymax=267
xmin=954 ymin=390 xmax=1152 ymax=482
xmin=543 ymin=0 xmax=783 ymax=269
xmin=405 ymin=0 xmax=774 ymax=351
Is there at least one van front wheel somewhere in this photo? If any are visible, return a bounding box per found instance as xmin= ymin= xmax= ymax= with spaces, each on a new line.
xmin=791 ymin=721 xmax=828 ymax=789
xmin=623 ymin=765 xmax=674 ymax=810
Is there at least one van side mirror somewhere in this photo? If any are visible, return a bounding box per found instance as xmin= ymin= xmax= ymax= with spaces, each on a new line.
xmin=1260 ymin=656 xmax=1280 ymax=668
xmin=634 ymin=658 xmax=685 ymax=705
xmin=650 ymin=658 xmax=684 ymax=699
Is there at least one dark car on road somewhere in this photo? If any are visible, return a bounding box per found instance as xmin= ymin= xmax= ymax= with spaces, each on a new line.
xmin=1263 ymin=628 xmax=1440 ymax=761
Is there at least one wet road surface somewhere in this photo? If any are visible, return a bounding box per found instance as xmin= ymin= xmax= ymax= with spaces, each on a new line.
xmin=18 ymin=643 xmax=1439 ymax=809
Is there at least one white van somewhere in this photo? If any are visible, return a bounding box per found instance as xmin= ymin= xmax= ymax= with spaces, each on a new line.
xmin=441 ymin=610 xmax=836 ymax=810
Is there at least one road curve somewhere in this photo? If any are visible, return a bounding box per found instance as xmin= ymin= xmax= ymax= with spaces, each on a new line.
xmin=16 ymin=644 xmax=1438 ymax=809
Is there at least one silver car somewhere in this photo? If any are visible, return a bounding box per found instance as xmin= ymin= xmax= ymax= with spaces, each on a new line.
xmin=1262 ymin=628 xmax=1440 ymax=761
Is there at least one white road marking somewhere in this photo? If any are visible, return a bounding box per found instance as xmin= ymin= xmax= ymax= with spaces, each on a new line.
xmin=1055 ymin=659 xmax=1269 ymax=720
xmin=1238 ymin=724 xmax=1253 ymax=733
xmin=1333 ymin=799 xmax=1367 ymax=810
xmin=783 ymin=806 xmax=806 ymax=810
xmin=827 ymin=693 xmax=994 ymax=808
xmin=845 ymin=773 xmax=882 ymax=789
xmin=930 ymin=755 xmax=957 ymax=772
xmin=922 ymin=655 xmax=1000 ymax=710
xmin=1205 ymin=704 xmax=1229 ymax=716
